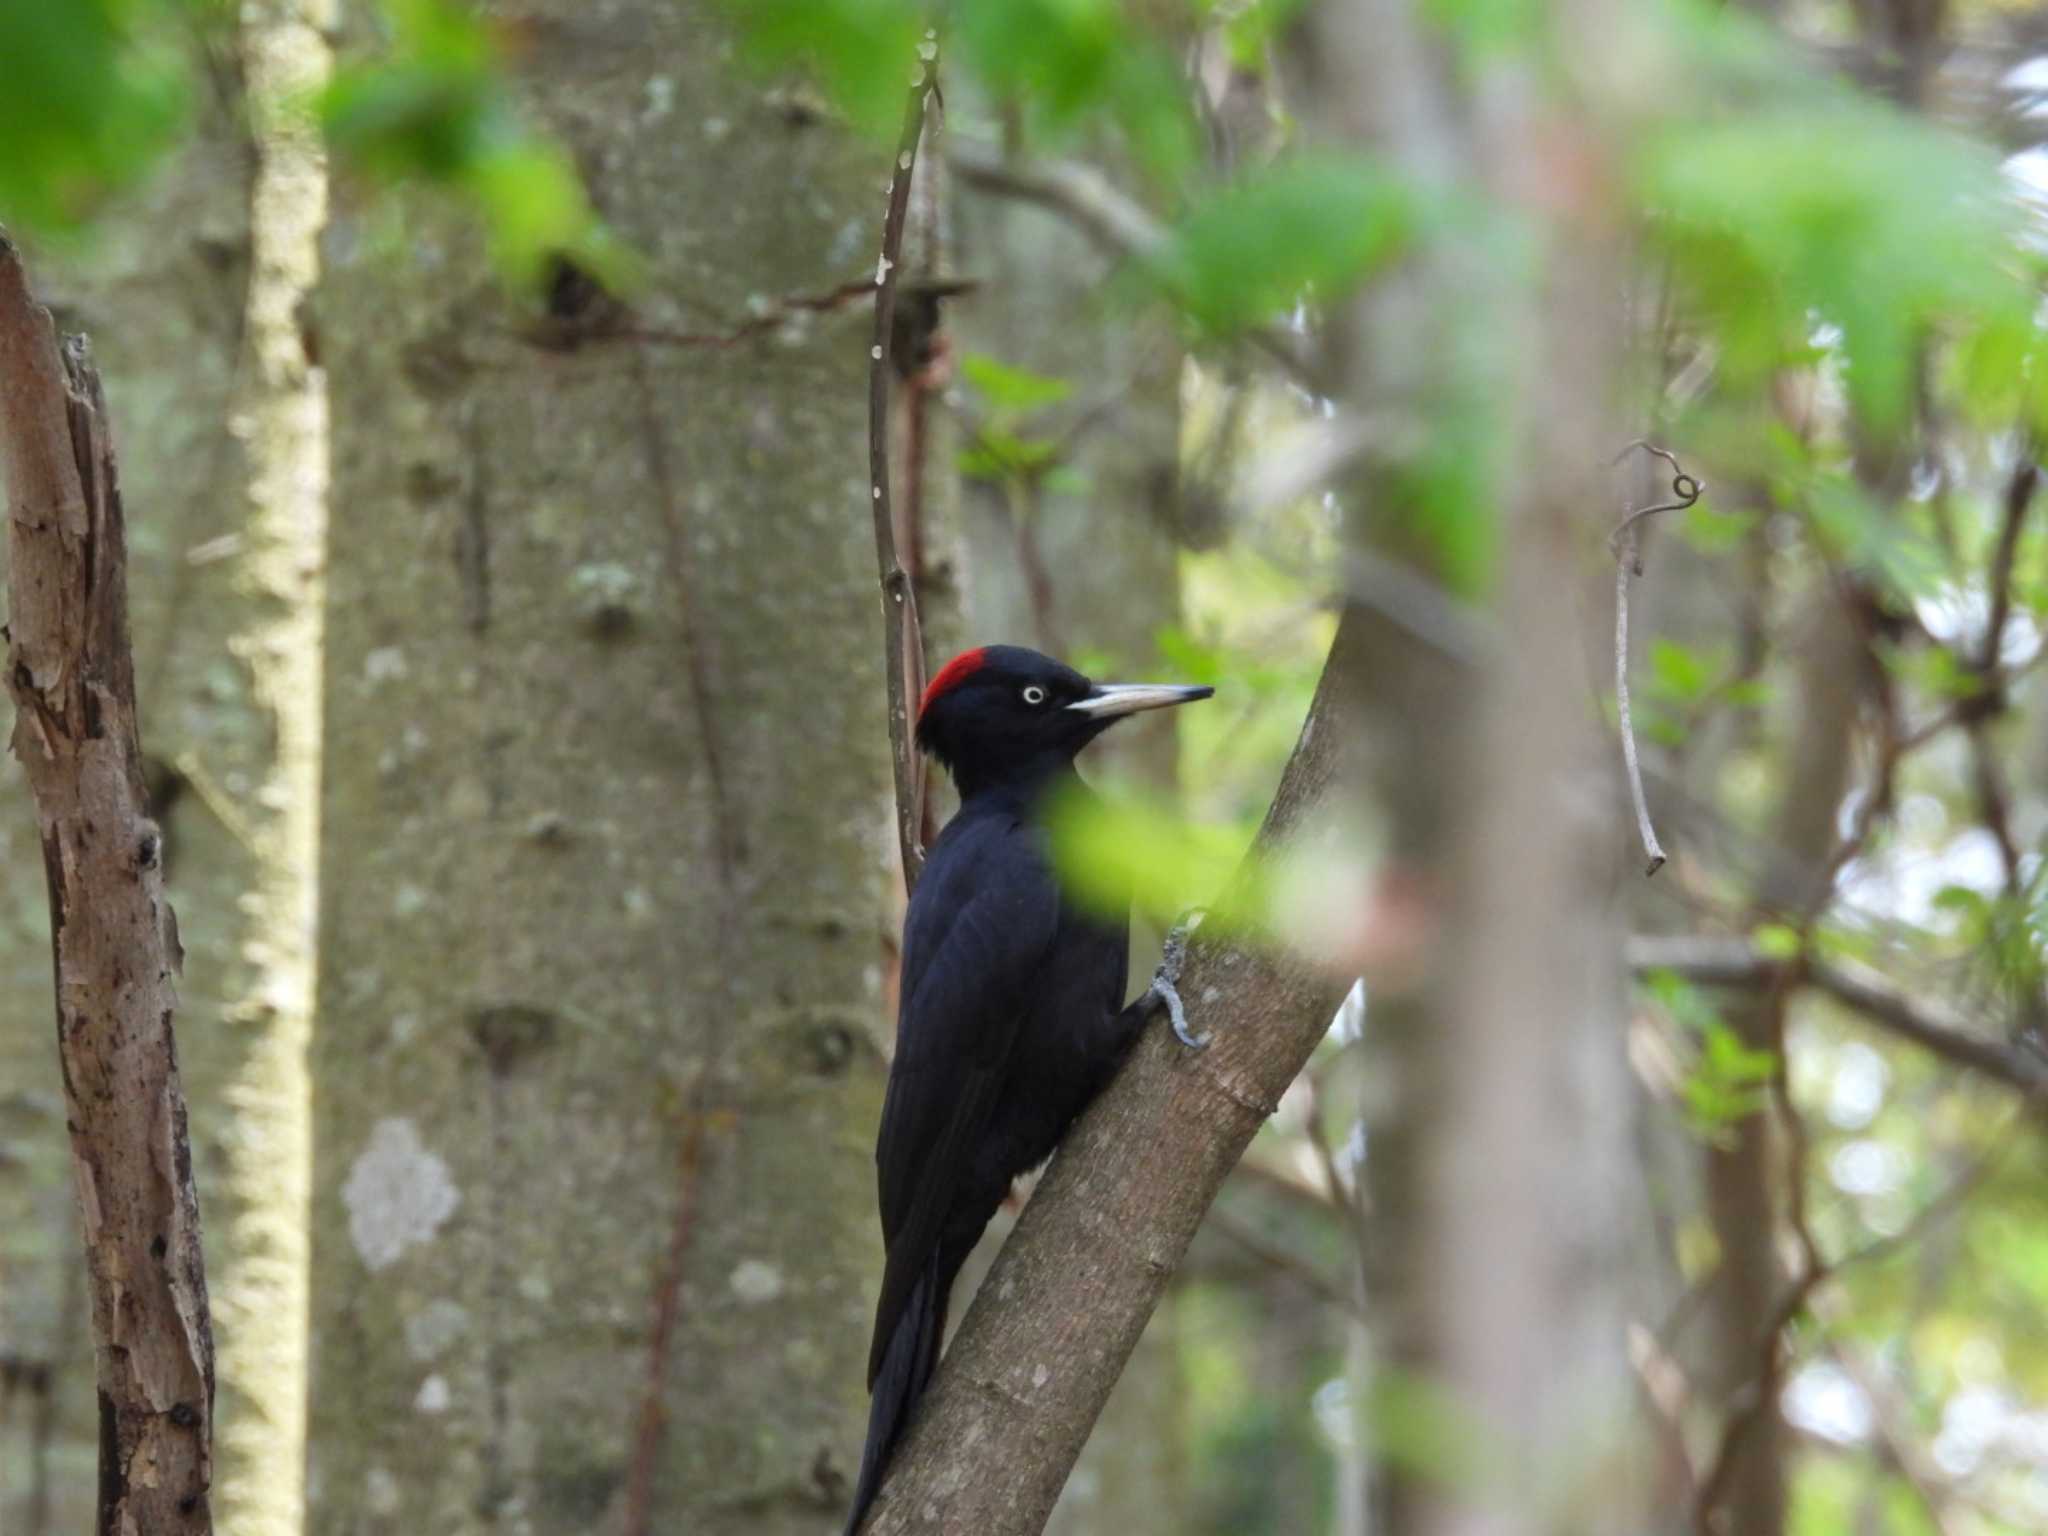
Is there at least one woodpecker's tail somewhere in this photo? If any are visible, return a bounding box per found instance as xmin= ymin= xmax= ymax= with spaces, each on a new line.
xmin=845 ymin=1253 xmax=948 ymax=1536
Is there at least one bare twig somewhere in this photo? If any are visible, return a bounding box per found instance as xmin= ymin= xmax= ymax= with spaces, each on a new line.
xmin=1820 ymin=1340 xmax=1960 ymax=1536
xmin=1981 ymin=457 xmax=2036 ymax=676
xmin=1966 ymin=458 xmax=2037 ymax=896
xmin=1203 ymin=1208 xmax=1364 ymax=1320
xmin=1692 ymin=1093 xmax=2034 ymax=1528
xmin=619 ymin=276 xmax=879 ymax=348
xmin=872 ymin=36 xmax=940 ymax=893
xmin=0 ymin=232 xmax=216 ymax=1535
xmin=1611 ymin=440 xmax=1703 ymax=876
xmin=1616 ymin=549 xmax=1666 ymax=875
xmin=1627 ymin=935 xmax=2048 ymax=1092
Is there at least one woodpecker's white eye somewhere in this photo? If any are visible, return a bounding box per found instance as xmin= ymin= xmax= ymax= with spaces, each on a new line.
xmin=1022 ymin=685 xmax=1048 ymax=706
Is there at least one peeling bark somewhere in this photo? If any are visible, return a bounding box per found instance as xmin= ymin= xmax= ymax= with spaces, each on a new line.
xmin=0 ymin=234 xmax=215 ymax=1536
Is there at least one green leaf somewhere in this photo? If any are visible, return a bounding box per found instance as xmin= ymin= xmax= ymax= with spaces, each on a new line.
xmin=1148 ymin=155 xmax=1414 ymax=335
xmin=1641 ymin=102 xmax=2029 ymax=431
xmin=1648 ymin=638 xmax=1716 ymax=703
xmin=956 ymin=0 xmax=1196 ymax=180
xmin=0 ymin=0 xmax=195 ymax=230
xmin=1807 ymin=473 xmax=1948 ymax=602
xmin=1202 ymin=0 xmax=1307 ymax=69
xmin=958 ymin=426 xmax=1061 ymax=482
xmin=1678 ymin=498 xmax=1757 ymax=554
xmin=1043 ymin=783 xmax=1260 ymax=929
xmin=1752 ymin=923 xmax=1803 ymax=961
xmin=1425 ymin=0 xmax=1542 ymax=55
xmin=959 ymin=352 xmax=1074 ymax=413
xmin=1644 ymin=972 xmax=1774 ymax=1142
xmin=726 ymin=0 xmax=925 ymax=136
xmin=319 ymin=0 xmax=632 ymax=291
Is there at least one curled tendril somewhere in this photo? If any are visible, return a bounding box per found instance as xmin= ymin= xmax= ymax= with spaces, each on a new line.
xmin=1608 ymin=440 xmax=1705 ymax=573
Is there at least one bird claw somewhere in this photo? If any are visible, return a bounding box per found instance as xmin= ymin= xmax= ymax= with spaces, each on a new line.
xmin=1149 ymin=907 xmax=1210 ymax=1051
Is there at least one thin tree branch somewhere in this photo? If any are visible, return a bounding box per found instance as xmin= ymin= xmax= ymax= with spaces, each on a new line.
xmin=1819 ymin=1340 xmax=1961 ymax=1536
xmin=872 ymin=38 xmax=939 ymax=893
xmin=1964 ymin=456 xmax=2037 ymax=898
xmin=1610 ymin=441 xmax=1703 ymax=876
xmin=1692 ymin=1092 xmax=2035 ymax=1529
xmin=1616 ymin=546 xmax=1666 ymax=875
xmin=0 ymin=231 xmax=216 ymax=1535
xmin=949 ymin=143 xmax=1325 ymax=391
xmin=1203 ymin=1208 xmax=1365 ymax=1321
xmin=861 ymin=608 xmax=1371 ymax=1535
xmin=619 ymin=276 xmax=879 ymax=348
xmin=1981 ymin=456 xmax=2035 ymax=676
xmin=1626 ymin=935 xmax=2048 ymax=1092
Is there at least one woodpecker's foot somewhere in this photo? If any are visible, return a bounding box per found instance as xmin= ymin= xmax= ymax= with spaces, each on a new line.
xmin=1149 ymin=908 xmax=1210 ymax=1051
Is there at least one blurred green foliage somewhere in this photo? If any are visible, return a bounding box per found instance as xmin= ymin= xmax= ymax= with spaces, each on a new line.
xmin=319 ymin=0 xmax=633 ymax=292
xmin=1043 ymin=780 xmax=1263 ymax=929
xmin=1644 ymin=971 xmax=1778 ymax=1143
xmin=1146 ymin=157 xmax=1414 ymax=336
xmin=957 ymin=351 xmax=1072 ymax=482
xmin=10 ymin=0 xmax=2048 ymax=1527
xmin=1642 ymin=104 xmax=2028 ymax=433
xmin=0 ymin=0 xmax=203 ymax=230
xmin=735 ymin=0 xmax=926 ymax=134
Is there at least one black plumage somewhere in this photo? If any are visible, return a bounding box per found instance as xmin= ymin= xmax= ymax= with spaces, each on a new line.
xmin=845 ymin=645 xmax=1211 ymax=1535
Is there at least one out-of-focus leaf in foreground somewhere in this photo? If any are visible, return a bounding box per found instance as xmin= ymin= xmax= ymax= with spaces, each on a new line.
xmin=1641 ymin=102 xmax=2028 ymax=431
xmin=729 ymin=0 xmax=924 ymax=136
xmin=1046 ymin=780 xmax=1372 ymax=975
xmin=0 ymin=0 xmax=195 ymax=231
xmin=955 ymin=0 xmax=1196 ymax=182
xmin=1147 ymin=156 xmax=1415 ymax=337
xmin=321 ymin=0 xmax=634 ymax=292
xmin=1046 ymin=785 xmax=1263 ymax=930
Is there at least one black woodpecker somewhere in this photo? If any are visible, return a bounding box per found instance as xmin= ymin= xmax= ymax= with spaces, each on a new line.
xmin=845 ymin=643 xmax=1212 ymax=1535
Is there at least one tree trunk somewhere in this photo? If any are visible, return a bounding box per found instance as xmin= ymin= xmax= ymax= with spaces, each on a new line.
xmin=1698 ymin=593 xmax=1863 ymax=1536
xmin=1294 ymin=0 xmax=1665 ymax=1530
xmin=0 ymin=16 xmax=324 ymax=1529
xmin=0 ymin=236 xmax=217 ymax=1536
xmin=306 ymin=4 xmax=889 ymax=1531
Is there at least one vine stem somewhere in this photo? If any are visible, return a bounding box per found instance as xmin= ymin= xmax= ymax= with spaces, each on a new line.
xmin=869 ymin=34 xmax=941 ymax=893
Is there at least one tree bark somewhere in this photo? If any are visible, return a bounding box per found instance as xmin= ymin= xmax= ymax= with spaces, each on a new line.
xmin=307 ymin=3 xmax=889 ymax=1531
xmin=1696 ymin=596 xmax=1861 ymax=1536
xmin=0 ymin=235 xmax=217 ymax=1536
xmin=0 ymin=29 xmax=260 ymax=1530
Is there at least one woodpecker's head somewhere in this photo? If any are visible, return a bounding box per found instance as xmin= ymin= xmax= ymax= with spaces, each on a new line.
xmin=916 ymin=644 xmax=1213 ymax=796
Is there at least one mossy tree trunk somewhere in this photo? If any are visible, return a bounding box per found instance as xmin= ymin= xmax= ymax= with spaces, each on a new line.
xmin=307 ymin=4 xmax=888 ymax=1532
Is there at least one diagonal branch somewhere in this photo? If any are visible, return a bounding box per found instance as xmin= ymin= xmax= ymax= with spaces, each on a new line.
xmin=860 ymin=610 xmax=1368 ymax=1534
xmin=0 ymin=232 xmax=216 ymax=1535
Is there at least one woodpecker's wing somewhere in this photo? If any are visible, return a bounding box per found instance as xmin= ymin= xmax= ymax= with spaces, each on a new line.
xmin=868 ymin=818 xmax=1061 ymax=1385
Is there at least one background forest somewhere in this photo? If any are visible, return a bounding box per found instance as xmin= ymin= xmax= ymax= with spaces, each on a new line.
xmin=3 ymin=0 xmax=2048 ymax=1534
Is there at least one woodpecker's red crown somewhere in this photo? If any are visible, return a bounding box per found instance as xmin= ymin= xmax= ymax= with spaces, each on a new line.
xmin=918 ymin=647 xmax=990 ymax=724
xmin=914 ymin=645 xmax=1212 ymax=798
